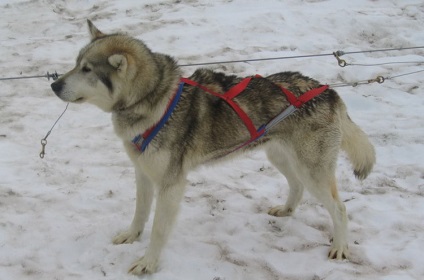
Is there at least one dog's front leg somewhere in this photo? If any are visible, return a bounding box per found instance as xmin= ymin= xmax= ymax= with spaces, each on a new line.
xmin=128 ymin=178 xmax=186 ymax=274
xmin=113 ymin=167 xmax=154 ymax=244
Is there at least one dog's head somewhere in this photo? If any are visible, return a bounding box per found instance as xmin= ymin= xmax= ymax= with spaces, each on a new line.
xmin=51 ymin=20 xmax=159 ymax=112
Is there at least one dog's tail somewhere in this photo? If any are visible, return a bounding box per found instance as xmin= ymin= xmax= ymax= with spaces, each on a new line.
xmin=340 ymin=113 xmax=376 ymax=180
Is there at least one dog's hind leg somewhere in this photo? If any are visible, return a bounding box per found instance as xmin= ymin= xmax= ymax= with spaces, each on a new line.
xmin=129 ymin=177 xmax=186 ymax=274
xmin=266 ymin=138 xmax=349 ymax=259
xmin=266 ymin=144 xmax=305 ymax=217
xmin=113 ymin=167 xmax=154 ymax=244
xmin=305 ymin=173 xmax=349 ymax=260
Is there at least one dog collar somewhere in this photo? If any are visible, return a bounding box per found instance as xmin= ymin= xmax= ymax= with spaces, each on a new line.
xmin=132 ymin=81 xmax=185 ymax=152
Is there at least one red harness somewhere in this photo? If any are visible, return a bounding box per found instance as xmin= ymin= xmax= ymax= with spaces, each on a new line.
xmin=133 ymin=75 xmax=328 ymax=153
xmin=181 ymin=76 xmax=328 ymax=148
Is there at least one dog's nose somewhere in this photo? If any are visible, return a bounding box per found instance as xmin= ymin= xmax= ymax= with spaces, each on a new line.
xmin=51 ymin=80 xmax=64 ymax=94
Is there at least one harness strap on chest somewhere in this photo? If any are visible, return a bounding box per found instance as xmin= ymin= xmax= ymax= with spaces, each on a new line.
xmin=132 ymin=81 xmax=185 ymax=151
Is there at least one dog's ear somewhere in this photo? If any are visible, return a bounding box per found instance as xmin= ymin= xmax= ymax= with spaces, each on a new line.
xmin=108 ymin=54 xmax=128 ymax=73
xmin=87 ymin=19 xmax=106 ymax=40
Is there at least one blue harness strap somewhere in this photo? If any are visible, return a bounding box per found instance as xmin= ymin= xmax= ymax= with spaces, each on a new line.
xmin=132 ymin=81 xmax=185 ymax=152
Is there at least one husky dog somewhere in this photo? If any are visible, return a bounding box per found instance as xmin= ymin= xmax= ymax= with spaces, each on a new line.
xmin=51 ymin=20 xmax=375 ymax=274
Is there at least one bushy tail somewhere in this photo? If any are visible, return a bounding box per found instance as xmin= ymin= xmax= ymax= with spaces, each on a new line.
xmin=341 ymin=113 xmax=376 ymax=180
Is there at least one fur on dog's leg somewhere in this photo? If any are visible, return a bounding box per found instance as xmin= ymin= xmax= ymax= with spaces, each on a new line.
xmin=129 ymin=178 xmax=186 ymax=275
xmin=266 ymin=144 xmax=305 ymax=216
xmin=113 ymin=167 xmax=154 ymax=244
xmin=307 ymin=175 xmax=349 ymax=259
xmin=326 ymin=181 xmax=349 ymax=260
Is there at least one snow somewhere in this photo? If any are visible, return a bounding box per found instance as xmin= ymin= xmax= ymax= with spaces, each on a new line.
xmin=1 ymin=0 xmax=423 ymax=279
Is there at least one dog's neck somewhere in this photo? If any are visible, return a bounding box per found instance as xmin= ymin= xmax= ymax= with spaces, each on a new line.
xmin=111 ymin=78 xmax=182 ymax=143
xmin=111 ymin=52 xmax=181 ymax=142
xmin=131 ymin=81 xmax=185 ymax=152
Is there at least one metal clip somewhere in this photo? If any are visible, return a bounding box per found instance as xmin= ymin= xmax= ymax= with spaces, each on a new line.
xmin=376 ymin=76 xmax=385 ymax=83
xmin=333 ymin=51 xmax=347 ymax=67
xmin=47 ymin=71 xmax=59 ymax=81
xmin=368 ymin=76 xmax=385 ymax=84
xmin=40 ymin=139 xmax=47 ymax=159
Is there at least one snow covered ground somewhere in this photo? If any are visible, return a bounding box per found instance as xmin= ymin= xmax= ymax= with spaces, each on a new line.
xmin=1 ymin=0 xmax=423 ymax=279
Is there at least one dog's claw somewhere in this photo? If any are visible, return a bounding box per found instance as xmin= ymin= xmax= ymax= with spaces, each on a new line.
xmin=268 ymin=205 xmax=293 ymax=217
xmin=128 ymin=256 xmax=158 ymax=275
xmin=112 ymin=230 xmax=141 ymax=245
xmin=328 ymin=246 xmax=349 ymax=260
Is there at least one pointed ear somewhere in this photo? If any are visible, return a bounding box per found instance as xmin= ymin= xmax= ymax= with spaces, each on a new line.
xmin=87 ymin=19 xmax=106 ymax=40
xmin=108 ymin=54 xmax=128 ymax=73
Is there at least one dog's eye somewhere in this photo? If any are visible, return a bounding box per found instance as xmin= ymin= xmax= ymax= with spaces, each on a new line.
xmin=82 ymin=66 xmax=91 ymax=73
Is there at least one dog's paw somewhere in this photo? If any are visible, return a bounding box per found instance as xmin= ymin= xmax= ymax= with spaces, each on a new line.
xmin=268 ymin=205 xmax=293 ymax=217
xmin=128 ymin=256 xmax=158 ymax=275
xmin=328 ymin=245 xmax=349 ymax=260
xmin=112 ymin=229 xmax=141 ymax=245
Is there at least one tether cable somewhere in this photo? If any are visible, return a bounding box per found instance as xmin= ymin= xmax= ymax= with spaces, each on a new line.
xmin=346 ymin=61 xmax=424 ymax=67
xmin=0 ymin=71 xmax=59 ymax=81
xmin=39 ymin=103 xmax=69 ymax=158
xmin=328 ymin=69 xmax=424 ymax=88
xmin=386 ymin=69 xmax=424 ymax=79
xmin=178 ymin=53 xmax=333 ymax=67
xmin=179 ymin=46 xmax=424 ymax=67
xmin=1 ymin=46 xmax=423 ymax=79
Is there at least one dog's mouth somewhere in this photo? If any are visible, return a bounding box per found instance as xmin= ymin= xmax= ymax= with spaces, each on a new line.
xmin=73 ymin=97 xmax=85 ymax=103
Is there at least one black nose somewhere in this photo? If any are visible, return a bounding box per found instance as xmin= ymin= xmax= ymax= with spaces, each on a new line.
xmin=51 ymin=80 xmax=64 ymax=94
